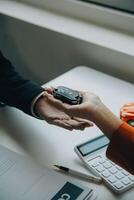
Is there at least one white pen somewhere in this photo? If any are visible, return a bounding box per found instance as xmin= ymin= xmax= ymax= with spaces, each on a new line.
xmin=54 ymin=165 xmax=102 ymax=184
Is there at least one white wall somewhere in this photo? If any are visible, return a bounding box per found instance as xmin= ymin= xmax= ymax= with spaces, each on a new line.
xmin=0 ymin=14 xmax=134 ymax=84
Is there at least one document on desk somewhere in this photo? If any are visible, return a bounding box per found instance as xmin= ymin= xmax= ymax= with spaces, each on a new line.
xmin=0 ymin=145 xmax=95 ymax=200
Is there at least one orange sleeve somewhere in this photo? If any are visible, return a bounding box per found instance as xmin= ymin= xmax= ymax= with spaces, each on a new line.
xmin=106 ymin=122 xmax=134 ymax=174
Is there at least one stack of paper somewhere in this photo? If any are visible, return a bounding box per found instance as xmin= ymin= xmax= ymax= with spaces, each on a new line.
xmin=0 ymin=145 xmax=96 ymax=200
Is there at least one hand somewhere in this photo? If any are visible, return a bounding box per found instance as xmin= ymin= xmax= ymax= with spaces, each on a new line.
xmin=34 ymin=91 xmax=93 ymax=131
xmin=45 ymin=90 xmax=122 ymax=138
xmin=63 ymin=91 xmax=103 ymax=121
xmin=44 ymin=90 xmax=102 ymax=122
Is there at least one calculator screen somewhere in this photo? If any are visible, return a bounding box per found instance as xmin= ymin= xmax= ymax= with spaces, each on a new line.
xmin=78 ymin=135 xmax=109 ymax=156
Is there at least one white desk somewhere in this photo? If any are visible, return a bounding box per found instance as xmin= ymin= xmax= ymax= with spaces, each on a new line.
xmin=0 ymin=66 xmax=134 ymax=199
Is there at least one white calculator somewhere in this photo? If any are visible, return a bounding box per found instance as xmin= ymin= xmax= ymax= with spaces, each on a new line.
xmin=74 ymin=135 xmax=134 ymax=194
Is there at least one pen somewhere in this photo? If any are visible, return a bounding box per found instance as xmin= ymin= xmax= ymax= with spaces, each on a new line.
xmin=54 ymin=165 xmax=102 ymax=184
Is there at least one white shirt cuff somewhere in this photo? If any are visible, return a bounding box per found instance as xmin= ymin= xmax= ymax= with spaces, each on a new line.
xmin=31 ymin=91 xmax=45 ymax=119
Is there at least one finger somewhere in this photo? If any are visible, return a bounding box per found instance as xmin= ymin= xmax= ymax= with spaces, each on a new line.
xmin=44 ymin=93 xmax=70 ymax=110
xmin=72 ymin=117 xmax=94 ymax=127
xmin=46 ymin=86 xmax=55 ymax=94
xmin=73 ymin=117 xmax=92 ymax=124
xmin=43 ymin=92 xmax=78 ymax=113
xmin=41 ymin=110 xmax=89 ymax=130
xmin=43 ymin=112 xmax=70 ymax=122
xmin=43 ymin=91 xmax=54 ymax=96
xmin=53 ymin=119 xmax=73 ymax=131
xmin=42 ymin=92 xmax=84 ymax=119
xmin=63 ymin=119 xmax=88 ymax=130
xmin=65 ymin=105 xmax=83 ymax=118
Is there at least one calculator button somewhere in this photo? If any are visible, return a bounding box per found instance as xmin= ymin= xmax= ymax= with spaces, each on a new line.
xmin=91 ymin=162 xmax=99 ymax=167
xmin=89 ymin=156 xmax=101 ymax=167
xmin=114 ymin=181 xmax=124 ymax=189
xmin=115 ymin=172 xmax=124 ymax=179
xmin=109 ymin=167 xmax=117 ymax=174
xmin=122 ymin=170 xmax=129 ymax=176
xmin=99 ymin=158 xmax=106 ymax=164
xmin=95 ymin=165 xmax=105 ymax=172
xmin=116 ymin=166 xmax=122 ymax=170
xmin=101 ymin=170 xmax=111 ymax=178
xmin=110 ymin=161 xmax=115 ymax=165
xmin=103 ymin=161 xmax=112 ymax=169
xmin=107 ymin=175 xmax=117 ymax=183
xmin=105 ymin=158 xmax=109 ymax=161
xmin=128 ymin=175 xmax=134 ymax=182
xmin=121 ymin=177 xmax=131 ymax=185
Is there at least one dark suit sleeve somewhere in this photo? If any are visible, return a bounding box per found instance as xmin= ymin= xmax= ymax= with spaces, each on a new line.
xmin=0 ymin=51 xmax=44 ymax=115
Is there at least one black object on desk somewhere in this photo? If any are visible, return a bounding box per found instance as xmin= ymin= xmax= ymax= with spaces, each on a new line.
xmin=53 ymin=86 xmax=82 ymax=105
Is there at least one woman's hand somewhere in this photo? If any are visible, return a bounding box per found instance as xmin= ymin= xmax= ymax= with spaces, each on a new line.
xmin=61 ymin=91 xmax=102 ymax=121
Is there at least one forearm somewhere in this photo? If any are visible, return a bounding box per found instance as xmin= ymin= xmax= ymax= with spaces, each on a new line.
xmin=91 ymin=102 xmax=122 ymax=139
xmin=86 ymin=96 xmax=134 ymax=173
xmin=0 ymin=52 xmax=44 ymax=115
xmin=106 ymin=122 xmax=134 ymax=174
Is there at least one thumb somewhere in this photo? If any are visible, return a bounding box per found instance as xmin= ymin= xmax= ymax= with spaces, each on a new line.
xmin=44 ymin=86 xmax=54 ymax=94
xmin=65 ymin=105 xmax=83 ymax=118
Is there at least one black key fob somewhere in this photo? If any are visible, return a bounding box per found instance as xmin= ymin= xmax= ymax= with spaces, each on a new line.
xmin=53 ymin=86 xmax=82 ymax=105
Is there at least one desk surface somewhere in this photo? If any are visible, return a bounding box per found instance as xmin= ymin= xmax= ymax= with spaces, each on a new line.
xmin=0 ymin=66 xmax=134 ymax=199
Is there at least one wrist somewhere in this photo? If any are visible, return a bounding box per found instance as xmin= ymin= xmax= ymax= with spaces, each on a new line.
xmin=89 ymin=99 xmax=104 ymax=122
xmin=91 ymin=102 xmax=122 ymax=139
xmin=91 ymin=101 xmax=105 ymax=121
xmin=31 ymin=91 xmax=45 ymax=119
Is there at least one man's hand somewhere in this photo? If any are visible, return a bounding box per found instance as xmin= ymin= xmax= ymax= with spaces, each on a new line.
xmin=34 ymin=91 xmax=93 ymax=131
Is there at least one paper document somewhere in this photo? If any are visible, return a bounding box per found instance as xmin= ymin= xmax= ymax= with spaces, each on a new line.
xmin=0 ymin=145 xmax=95 ymax=200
